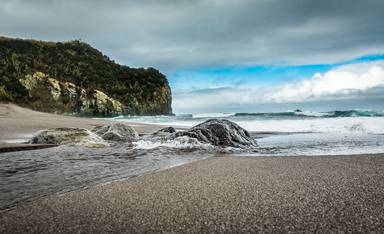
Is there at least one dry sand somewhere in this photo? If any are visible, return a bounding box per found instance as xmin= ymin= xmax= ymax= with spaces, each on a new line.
xmin=0 ymin=103 xmax=162 ymax=145
xmin=1 ymin=155 xmax=383 ymax=233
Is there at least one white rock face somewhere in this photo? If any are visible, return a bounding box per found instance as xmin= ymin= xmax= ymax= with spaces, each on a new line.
xmin=93 ymin=90 xmax=124 ymax=114
xmin=19 ymin=71 xmax=124 ymax=115
xmin=30 ymin=127 xmax=109 ymax=148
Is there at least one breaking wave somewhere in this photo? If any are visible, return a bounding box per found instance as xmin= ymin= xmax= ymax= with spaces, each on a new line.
xmin=233 ymin=110 xmax=384 ymax=118
xmin=192 ymin=112 xmax=235 ymax=118
xmin=174 ymin=110 xmax=384 ymax=120
xmin=114 ymin=109 xmax=384 ymax=135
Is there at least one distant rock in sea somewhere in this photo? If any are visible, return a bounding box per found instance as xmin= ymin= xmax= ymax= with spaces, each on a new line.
xmin=173 ymin=119 xmax=257 ymax=148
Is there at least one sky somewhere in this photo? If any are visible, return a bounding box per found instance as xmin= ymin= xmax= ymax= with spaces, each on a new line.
xmin=1 ymin=0 xmax=384 ymax=113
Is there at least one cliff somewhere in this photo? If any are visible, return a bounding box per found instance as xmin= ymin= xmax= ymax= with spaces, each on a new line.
xmin=0 ymin=36 xmax=172 ymax=116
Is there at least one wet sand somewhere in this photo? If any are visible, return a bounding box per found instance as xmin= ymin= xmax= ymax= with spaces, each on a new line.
xmin=1 ymin=154 xmax=383 ymax=233
xmin=0 ymin=143 xmax=57 ymax=153
xmin=0 ymin=103 xmax=162 ymax=146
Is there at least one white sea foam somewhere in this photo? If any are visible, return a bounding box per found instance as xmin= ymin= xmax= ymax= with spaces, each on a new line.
xmin=235 ymin=117 xmax=384 ymax=134
xmin=133 ymin=136 xmax=215 ymax=150
xmin=115 ymin=113 xmax=384 ymax=155
xmin=255 ymin=132 xmax=384 ymax=156
xmin=192 ymin=112 xmax=235 ymax=118
xmin=120 ymin=116 xmax=384 ymax=134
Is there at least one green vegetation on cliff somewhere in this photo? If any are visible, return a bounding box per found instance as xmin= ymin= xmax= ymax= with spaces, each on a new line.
xmin=0 ymin=36 xmax=172 ymax=116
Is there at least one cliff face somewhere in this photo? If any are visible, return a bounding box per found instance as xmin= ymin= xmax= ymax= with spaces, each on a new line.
xmin=19 ymin=72 xmax=125 ymax=116
xmin=0 ymin=37 xmax=172 ymax=116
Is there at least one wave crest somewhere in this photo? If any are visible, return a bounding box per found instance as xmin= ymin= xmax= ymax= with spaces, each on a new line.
xmin=192 ymin=113 xmax=235 ymax=119
xmin=233 ymin=110 xmax=384 ymax=118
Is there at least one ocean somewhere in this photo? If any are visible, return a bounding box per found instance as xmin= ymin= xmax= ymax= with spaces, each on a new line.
xmin=1 ymin=109 xmax=384 ymax=209
xmin=116 ymin=109 xmax=384 ymax=156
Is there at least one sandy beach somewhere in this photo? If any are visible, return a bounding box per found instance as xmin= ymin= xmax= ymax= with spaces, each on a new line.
xmin=0 ymin=103 xmax=162 ymax=145
xmin=1 ymin=104 xmax=384 ymax=233
xmin=1 ymin=155 xmax=383 ymax=233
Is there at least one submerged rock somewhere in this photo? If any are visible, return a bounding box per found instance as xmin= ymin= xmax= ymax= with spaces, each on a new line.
xmin=30 ymin=127 xmax=108 ymax=148
xmin=172 ymin=119 xmax=257 ymax=148
xmin=92 ymin=123 xmax=138 ymax=142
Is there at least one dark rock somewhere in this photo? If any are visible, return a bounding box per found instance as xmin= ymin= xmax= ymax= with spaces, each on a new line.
xmin=159 ymin=126 xmax=176 ymax=133
xmin=152 ymin=126 xmax=176 ymax=137
xmin=173 ymin=119 xmax=257 ymax=148
xmin=30 ymin=127 xmax=108 ymax=148
xmin=92 ymin=123 xmax=138 ymax=142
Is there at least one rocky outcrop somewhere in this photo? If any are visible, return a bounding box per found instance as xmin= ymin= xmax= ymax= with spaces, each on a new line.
xmin=19 ymin=72 xmax=124 ymax=116
xmin=92 ymin=123 xmax=138 ymax=142
xmin=0 ymin=36 xmax=172 ymax=116
xmin=172 ymin=119 xmax=257 ymax=148
xmin=30 ymin=127 xmax=109 ymax=148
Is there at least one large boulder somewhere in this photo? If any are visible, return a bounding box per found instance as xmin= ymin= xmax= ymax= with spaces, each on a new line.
xmin=30 ymin=127 xmax=108 ymax=148
xmin=92 ymin=123 xmax=138 ymax=142
xmin=173 ymin=119 xmax=257 ymax=148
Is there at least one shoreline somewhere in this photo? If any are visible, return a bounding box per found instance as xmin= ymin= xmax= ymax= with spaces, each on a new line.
xmin=0 ymin=103 xmax=164 ymax=151
xmin=1 ymin=154 xmax=384 ymax=232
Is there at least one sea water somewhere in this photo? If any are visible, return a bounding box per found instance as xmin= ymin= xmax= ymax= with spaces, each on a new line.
xmin=1 ymin=109 xmax=384 ymax=209
xmin=117 ymin=109 xmax=384 ymax=156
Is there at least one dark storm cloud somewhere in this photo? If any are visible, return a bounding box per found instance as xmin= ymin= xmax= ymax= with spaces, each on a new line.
xmin=1 ymin=0 xmax=384 ymax=70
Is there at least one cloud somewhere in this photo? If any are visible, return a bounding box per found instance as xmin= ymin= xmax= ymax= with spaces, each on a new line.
xmin=4 ymin=0 xmax=384 ymax=114
xmin=173 ymin=61 xmax=384 ymax=113
xmin=1 ymin=0 xmax=384 ymax=70
xmin=269 ymin=61 xmax=384 ymax=102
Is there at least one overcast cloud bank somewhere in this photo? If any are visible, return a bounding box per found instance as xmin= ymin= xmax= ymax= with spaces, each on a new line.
xmin=2 ymin=0 xmax=384 ymax=113
xmin=1 ymin=0 xmax=384 ymax=70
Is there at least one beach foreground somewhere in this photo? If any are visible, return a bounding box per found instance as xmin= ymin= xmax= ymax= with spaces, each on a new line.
xmin=1 ymin=155 xmax=383 ymax=233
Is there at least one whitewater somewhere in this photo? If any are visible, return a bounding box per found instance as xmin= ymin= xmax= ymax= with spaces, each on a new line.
xmin=115 ymin=110 xmax=384 ymax=156
xmin=114 ymin=110 xmax=384 ymax=134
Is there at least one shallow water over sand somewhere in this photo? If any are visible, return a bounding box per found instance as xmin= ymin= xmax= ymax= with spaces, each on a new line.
xmin=250 ymin=132 xmax=384 ymax=156
xmin=1 ymin=130 xmax=384 ymax=210
xmin=0 ymin=143 xmax=212 ymax=209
